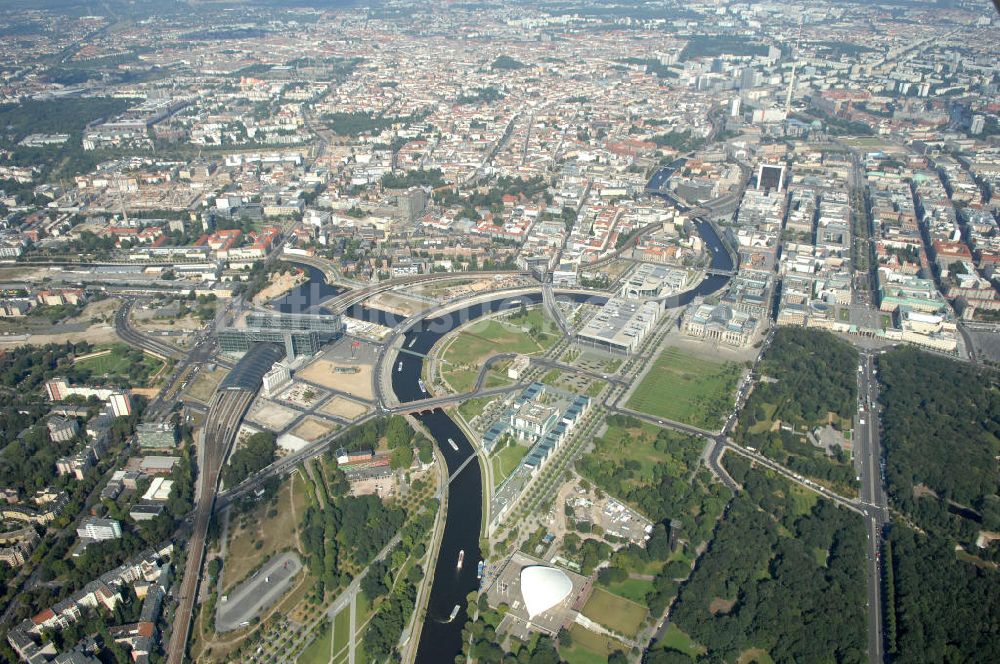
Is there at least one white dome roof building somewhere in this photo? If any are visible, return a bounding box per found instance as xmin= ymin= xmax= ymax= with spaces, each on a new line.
xmin=520 ymin=565 xmax=573 ymax=618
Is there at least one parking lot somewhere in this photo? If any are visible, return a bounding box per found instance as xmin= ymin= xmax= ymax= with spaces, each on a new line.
xmin=216 ymin=551 xmax=303 ymax=632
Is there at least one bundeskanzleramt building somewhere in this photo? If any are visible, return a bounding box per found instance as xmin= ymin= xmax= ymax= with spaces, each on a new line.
xmin=575 ymin=297 xmax=660 ymax=355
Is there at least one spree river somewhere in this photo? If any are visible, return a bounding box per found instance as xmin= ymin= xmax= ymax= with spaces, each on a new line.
xmin=285 ymin=216 xmax=732 ymax=662
xmin=392 ymin=293 xmax=609 ymax=663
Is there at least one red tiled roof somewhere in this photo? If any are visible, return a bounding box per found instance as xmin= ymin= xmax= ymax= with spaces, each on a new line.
xmin=31 ymin=608 xmax=55 ymax=625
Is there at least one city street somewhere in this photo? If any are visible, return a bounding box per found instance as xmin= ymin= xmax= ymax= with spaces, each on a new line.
xmin=855 ymin=350 xmax=890 ymax=664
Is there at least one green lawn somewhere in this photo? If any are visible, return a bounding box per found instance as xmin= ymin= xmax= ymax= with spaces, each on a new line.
xmin=483 ymin=372 xmax=512 ymax=389
xmin=297 ymin=622 xmax=332 ymax=664
xmin=788 ymin=483 xmax=820 ymax=517
xmin=748 ymin=402 xmax=778 ymax=434
xmin=626 ymin=347 xmax=741 ymax=429
xmin=541 ymin=369 xmax=563 ymax=385
xmin=581 ymin=587 xmax=648 ymax=638
xmin=75 ymin=343 xmax=165 ymax=385
xmin=597 ymin=421 xmax=694 ymax=486
xmin=457 ymin=396 xmax=492 ymax=423
xmin=561 ymin=624 xmax=627 ymax=664
xmin=492 ymin=443 xmax=529 ymax=483
xmin=442 ymin=313 xmax=558 ymax=393
xmin=332 ymin=605 xmax=351 ymax=658
xmin=657 ymin=623 xmax=706 ymax=658
xmin=445 ymin=317 xmax=554 ymax=365
xmin=602 ymin=576 xmax=655 ymax=604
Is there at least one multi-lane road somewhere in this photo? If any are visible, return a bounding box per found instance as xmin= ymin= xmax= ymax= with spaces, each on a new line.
xmin=137 ymin=244 xmax=894 ymax=664
xmin=114 ymin=297 xmax=227 ymax=421
xmin=113 ymin=299 xmax=185 ymax=361
xmin=856 ymin=350 xmax=890 ymax=664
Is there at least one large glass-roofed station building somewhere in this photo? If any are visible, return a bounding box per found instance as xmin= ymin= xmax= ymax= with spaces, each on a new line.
xmin=217 ymin=312 xmax=344 ymax=358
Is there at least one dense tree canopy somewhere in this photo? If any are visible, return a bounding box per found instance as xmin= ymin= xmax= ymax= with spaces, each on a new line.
xmin=223 ymin=432 xmax=277 ymax=487
xmin=669 ymin=456 xmax=868 ymax=664
xmin=735 ymin=328 xmax=858 ymax=492
xmin=878 ymin=347 xmax=1000 ymax=541
xmin=887 ymin=526 xmax=1000 ymax=662
xmin=749 ymin=328 xmax=857 ymax=425
xmin=578 ymin=419 xmax=729 ymax=544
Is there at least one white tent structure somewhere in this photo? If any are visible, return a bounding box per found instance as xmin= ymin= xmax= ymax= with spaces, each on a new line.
xmin=520 ymin=565 xmax=573 ymax=618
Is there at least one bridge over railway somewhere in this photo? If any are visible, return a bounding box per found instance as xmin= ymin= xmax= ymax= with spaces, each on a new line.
xmin=166 ymin=343 xmax=284 ymax=664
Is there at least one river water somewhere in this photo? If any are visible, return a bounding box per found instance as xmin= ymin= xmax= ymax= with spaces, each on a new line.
xmin=286 ymin=218 xmax=733 ymax=661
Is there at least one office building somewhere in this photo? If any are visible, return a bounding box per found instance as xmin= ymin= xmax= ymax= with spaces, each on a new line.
xmin=621 ymin=263 xmax=688 ymax=299
xmin=261 ymin=362 xmax=292 ymax=398
xmin=756 ymin=164 xmax=786 ymax=192
xmin=575 ymin=298 xmax=660 ymax=355
xmin=135 ymin=422 xmax=176 ymax=449
xmin=47 ymin=417 xmax=79 ymax=443
xmin=970 ymin=114 xmax=985 ymax=135
xmin=76 ymin=517 xmax=121 ymax=542
xmin=108 ymin=393 xmax=132 ymax=418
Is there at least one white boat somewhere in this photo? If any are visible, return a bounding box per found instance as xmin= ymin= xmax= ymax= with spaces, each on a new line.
xmin=397 ymin=361 xmax=402 ymax=372
xmin=418 ymin=379 xmax=427 ymax=393
xmin=408 ymin=338 xmax=416 ymax=348
xmin=448 ymin=605 xmax=460 ymax=622
xmin=448 ymin=438 xmax=459 ymax=451
xmin=457 ymin=549 xmax=464 ymax=569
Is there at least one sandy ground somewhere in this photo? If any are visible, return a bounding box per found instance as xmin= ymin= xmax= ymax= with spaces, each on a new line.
xmin=410 ymin=275 xmax=534 ymax=301
xmin=0 ymin=323 xmax=119 ymax=348
xmin=66 ymin=297 xmax=122 ymax=325
xmin=368 ymin=291 xmax=432 ymax=317
xmin=319 ymin=395 xmax=370 ymax=420
xmin=296 ymin=358 xmax=374 ymax=400
xmin=133 ymin=312 xmax=205 ymax=332
xmin=0 ymin=266 xmax=51 ymax=281
xmin=976 ymin=531 xmax=1000 ymax=550
xmin=247 ymin=400 xmax=300 ymax=432
xmin=290 ymin=416 xmax=336 ymax=442
xmin=253 ymin=269 xmax=307 ymax=306
xmin=408 ymin=277 xmax=476 ymax=298
xmin=276 ymin=432 xmax=309 ymax=452
xmin=186 ymin=367 xmax=228 ymax=404
xmin=350 ymin=475 xmax=395 ymax=499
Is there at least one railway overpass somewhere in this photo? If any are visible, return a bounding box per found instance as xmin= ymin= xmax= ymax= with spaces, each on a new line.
xmin=166 ymin=343 xmax=284 ymax=664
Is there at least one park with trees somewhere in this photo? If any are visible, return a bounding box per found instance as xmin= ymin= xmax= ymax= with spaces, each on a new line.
xmin=876 ymin=347 xmax=1000 ymax=549
xmin=734 ymin=328 xmax=859 ymax=493
xmin=666 ymin=454 xmax=868 ymax=663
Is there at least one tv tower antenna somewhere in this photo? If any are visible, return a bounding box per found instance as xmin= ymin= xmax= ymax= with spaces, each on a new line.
xmin=785 ymin=22 xmax=802 ymax=116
